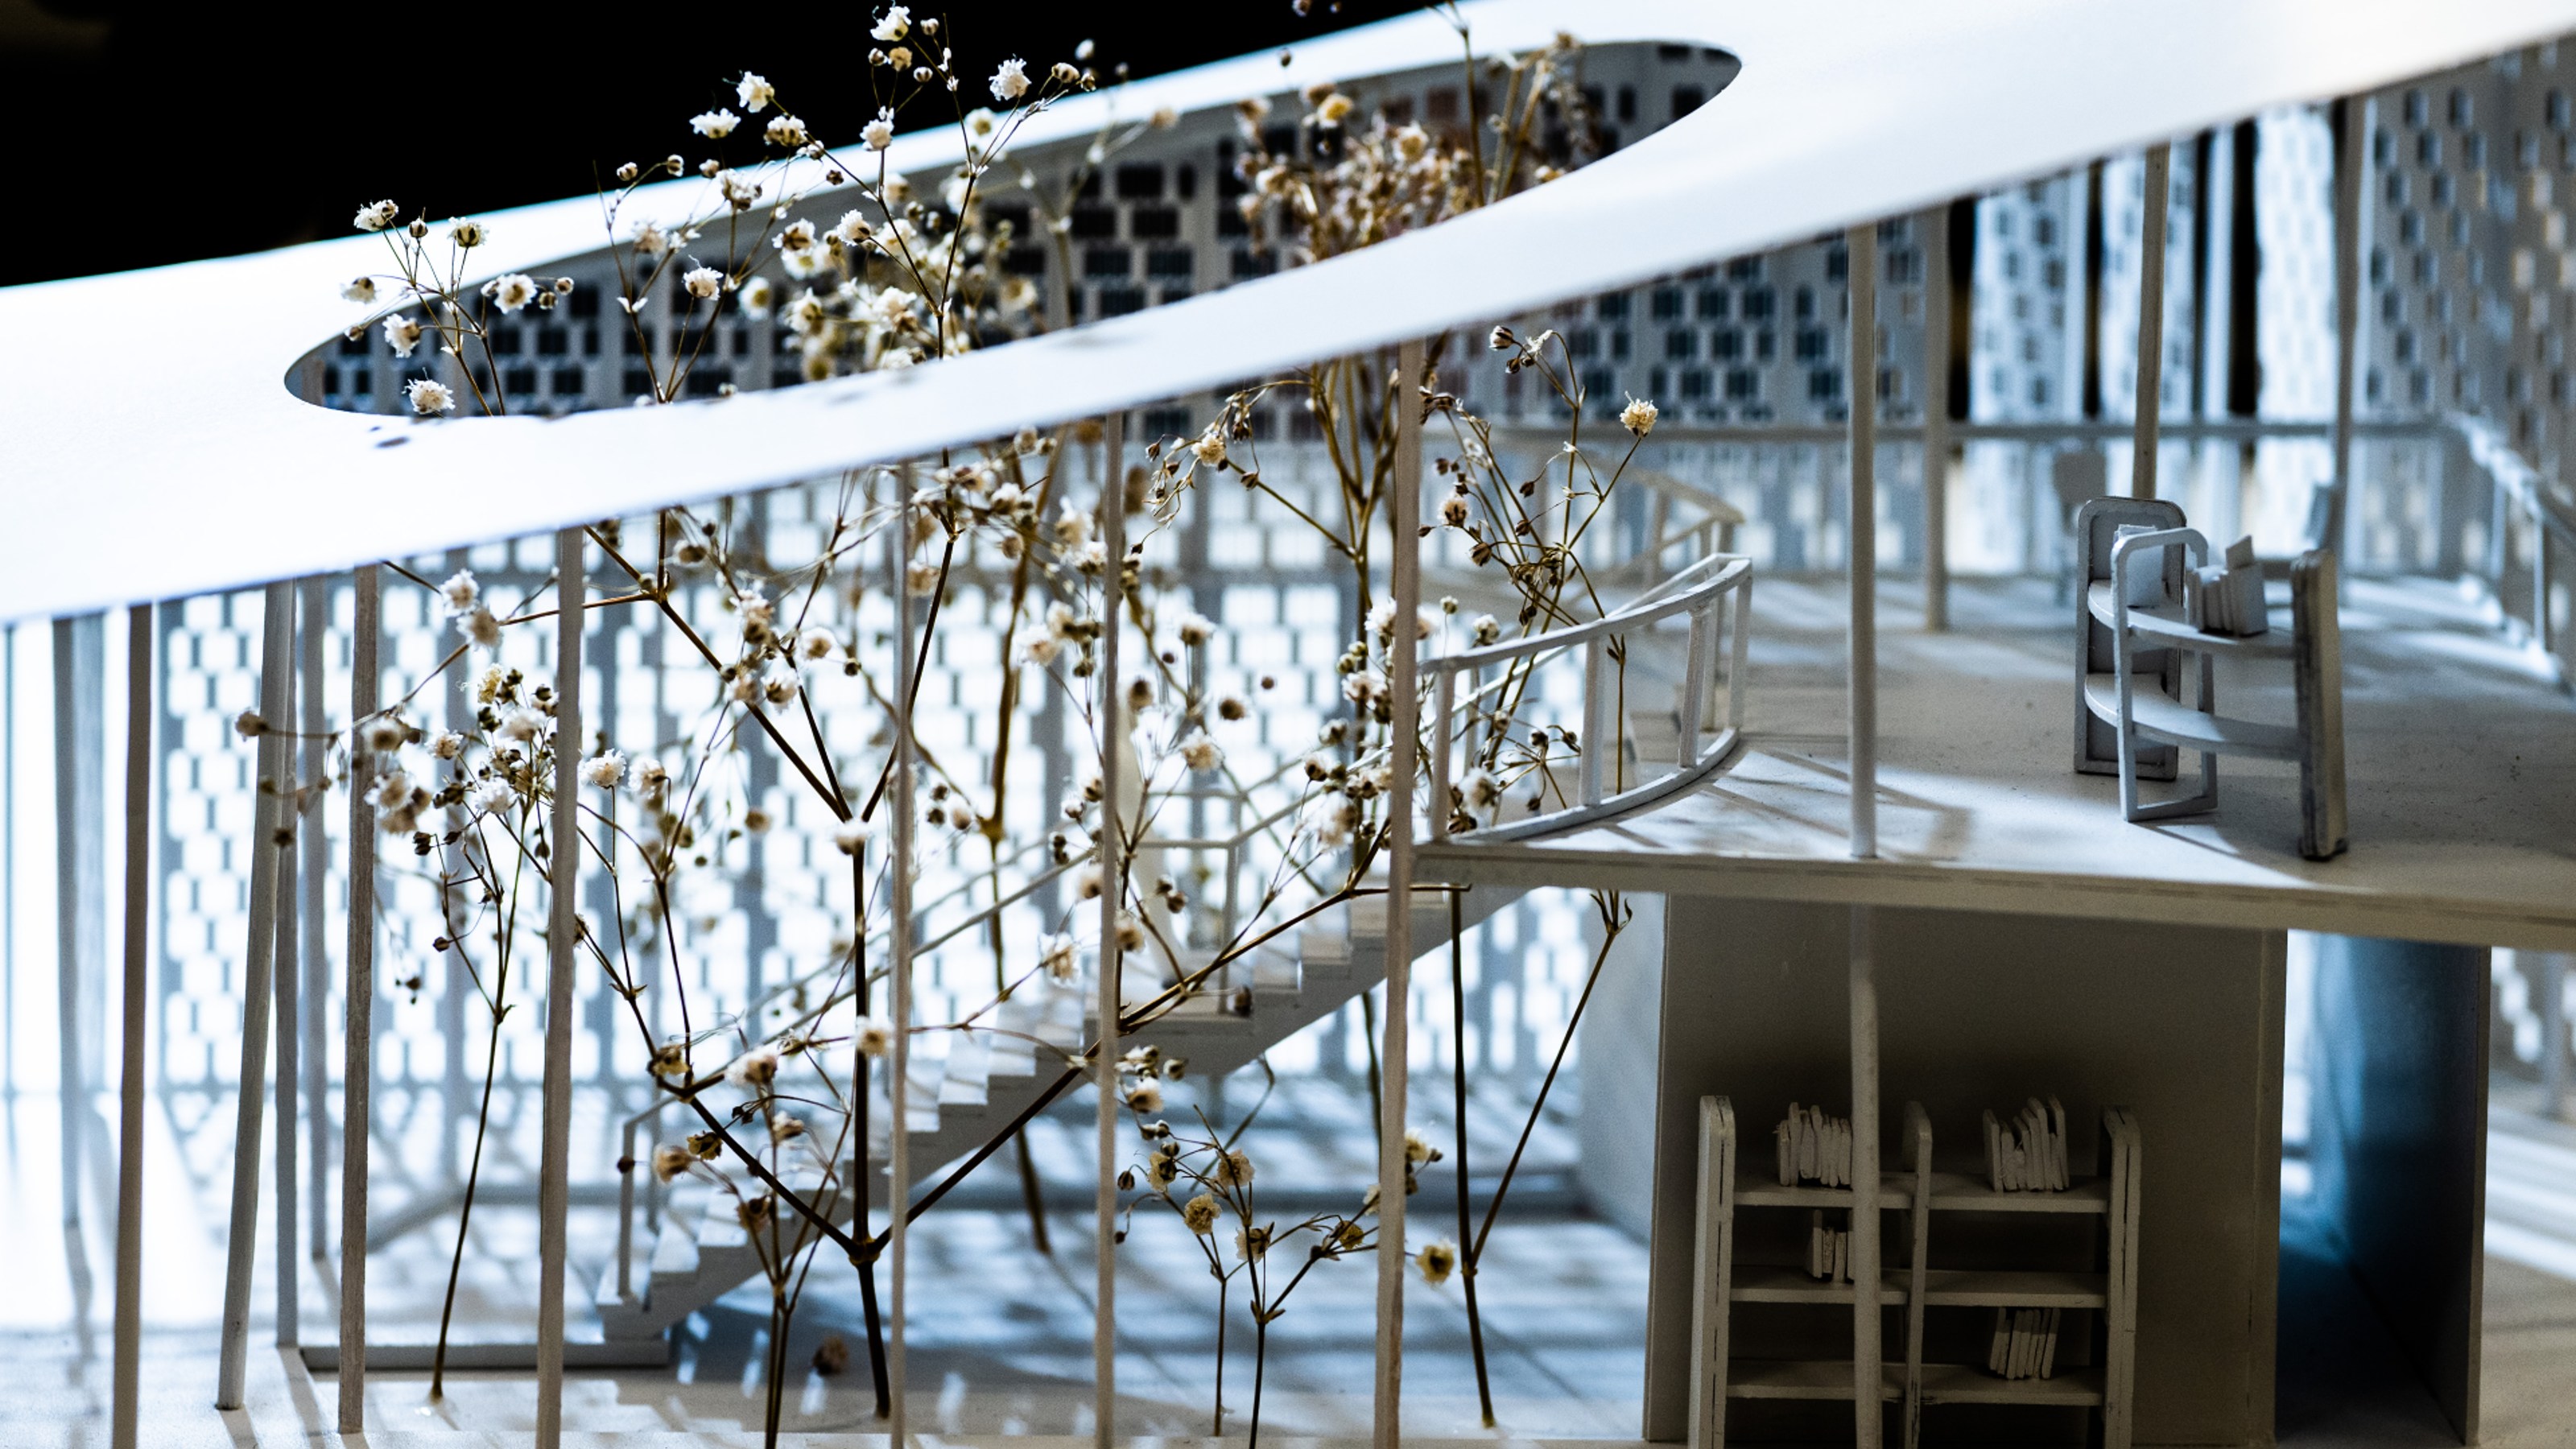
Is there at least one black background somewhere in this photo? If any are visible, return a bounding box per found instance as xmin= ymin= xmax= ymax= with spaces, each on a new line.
xmin=0 ymin=0 xmax=1421 ymax=287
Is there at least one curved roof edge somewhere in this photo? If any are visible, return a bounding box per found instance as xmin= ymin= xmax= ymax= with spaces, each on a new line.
xmin=6 ymin=0 xmax=2575 ymax=620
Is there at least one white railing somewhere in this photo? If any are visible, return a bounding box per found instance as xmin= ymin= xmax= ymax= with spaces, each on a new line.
xmin=2454 ymin=412 xmax=2575 ymax=688
xmin=1427 ymin=551 xmax=1752 ymax=844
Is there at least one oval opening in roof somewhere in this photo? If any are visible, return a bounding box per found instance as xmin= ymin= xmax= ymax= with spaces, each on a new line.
xmin=284 ymin=38 xmax=1737 ymax=419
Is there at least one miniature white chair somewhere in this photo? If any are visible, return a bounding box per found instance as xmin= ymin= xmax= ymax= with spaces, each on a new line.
xmin=2083 ymin=526 xmax=2347 ymax=860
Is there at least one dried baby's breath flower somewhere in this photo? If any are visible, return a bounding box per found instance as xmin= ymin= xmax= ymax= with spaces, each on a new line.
xmin=1175 ymin=612 xmax=1216 ymax=646
xmin=341 ymin=276 xmax=377 ymax=304
xmin=691 ymin=107 xmax=739 ymax=138
xmin=764 ymin=114 xmax=807 ymax=148
xmin=1125 ymin=1080 xmax=1162 ymax=1113
xmin=989 ymin=56 xmax=1030 ymax=101
xmin=1417 ymin=1240 xmax=1457 ymax=1284
xmin=687 ymin=1129 xmax=722 ymax=1161
xmin=497 ymin=704 xmax=545 ymax=743
xmin=431 ymin=731 xmax=465 ymax=761
xmin=466 ymin=778 xmax=514 ymax=815
xmin=863 ymin=108 xmax=896 ymax=151
xmin=1215 ymin=1150 xmax=1254 ymax=1187
xmin=871 ymin=4 xmax=910 ymax=42
xmin=726 ymin=1046 xmax=781 ymax=1091
xmin=737 ymin=72 xmax=774 ymax=113
xmin=1236 ymin=1225 xmax=1271 ymax=1261
xmin=461 ymin=607 xmax=502 ymax=649
xmin=1182 ymin=1194 xmax=1219 ymax=1233
xmin=1216 ymin=696 xmax=1247 ymax=720
xmin=1315 ymin=93 xmax=1356 ymax=126
xmin=854 ymin=1017 xmax=894 ymax=1056
xmin=1404 ymin=1128 xmax=1442 ymax=1164
xmin=1041 ymin=934 xmax=1078 ymax=981
xmin=405 ymin=378 xmax=456 ymax=415
xmin=437 ymin=568 xmax=480 ymax=615
xmin=353 ymin=199 xmax=398 ymax=232
xmin=382 ymin=315 xmax=423 ymax=357
xmin=1620 ymin=395 xmax=1659 ymax=436
xmin=582 ymin=750 xmax=626 ymax=789
xmin=683 ymin=266 xmax=724 ymax=299
xmin=485 ymin=274 xmax=538 ymax=312
xmin=447 ymin=219 xmax=488 ymax=249
xmin=737 ymin=1194 xmax=775 ymax=1229
xmin=1179 ymin=735 xmax=1221 ymax=772
xmin=652 ymin=1145 xmax=693 ymax=1183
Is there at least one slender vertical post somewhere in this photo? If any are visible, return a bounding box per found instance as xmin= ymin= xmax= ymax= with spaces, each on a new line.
xmin=2541 ymin=952 xmax=2569 ymax=1121
xmin=274 ymin=601 xmax=301 ymax=1347
xmin=2132 ymin=144 xmax=2173 ymax=500
xmin=339 ymin=565 xmax=379 ymax=1435
xmin=1921 ymin=203 xmax=1953 ymax=631
xmin=1374 ymin=337 xmax=1427 ymax=1449
xmin=1847 ymin=224 xmax=1880 ymax=860
xmin=1092 ymin=417 xmax=1126 ymax=1449
xmin=110 ymin=602 xmax=153 ymax=1449
xmin=892 ymin=469 xmax=926 ymax=1443
xmin=535 ymin=531 xmax=584 ymax=1447
xmin=52 ymin=613 xmax=105 ymax=1299
xmin=2329 ymin=98 xmax=2366 ymax=554
xmin=217 ymin=583 xmax=292 ymax=1407
xmin=1847 ymin=904 xmax=1881 ymax=1447
xmin=300 ymin=577 xmax=330 ymax=1265
xmin=896 ymin=479 xmax=927 ymax=1433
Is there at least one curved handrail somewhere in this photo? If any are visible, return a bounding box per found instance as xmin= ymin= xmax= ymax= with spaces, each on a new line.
xmin=1426 ymin=551 xmax=1752 ymax=844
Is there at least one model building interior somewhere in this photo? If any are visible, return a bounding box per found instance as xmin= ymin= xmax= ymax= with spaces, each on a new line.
xmin=1 ymin=1 xmax=2573 ymax=1445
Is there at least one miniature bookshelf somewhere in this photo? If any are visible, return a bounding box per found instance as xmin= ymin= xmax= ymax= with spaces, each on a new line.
xmin=1686 ymin=1097 xmax=2140 ymax=1449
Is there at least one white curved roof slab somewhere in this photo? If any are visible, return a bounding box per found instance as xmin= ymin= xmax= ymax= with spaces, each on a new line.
xmin=6 ymin=0 xmax=2575 ymax=621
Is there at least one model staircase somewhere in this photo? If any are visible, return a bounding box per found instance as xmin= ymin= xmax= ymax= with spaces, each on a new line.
xmin=593 ymin=881 xmax=1521 ymax=1341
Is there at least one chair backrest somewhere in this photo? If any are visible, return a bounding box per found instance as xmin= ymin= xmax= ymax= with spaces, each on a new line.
xmin=2051 ymin=449 xmax=2109 ymax=522
xmin=2290 ymin=549 xmax=2348 ymax=860
xmin=2070 ymin=497 xmax=2187 ymax=778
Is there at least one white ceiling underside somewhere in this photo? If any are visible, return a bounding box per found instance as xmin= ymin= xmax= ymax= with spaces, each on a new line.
xmin=6 ymin=0 xmax=2576 ymax=620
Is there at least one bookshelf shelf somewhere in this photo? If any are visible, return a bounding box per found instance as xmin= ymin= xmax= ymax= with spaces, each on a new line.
xmin=1728 ymin=1360 xmax=1906 ymax=1401
xmin=1687 ymin=1097 xmax=2140 ymax=1449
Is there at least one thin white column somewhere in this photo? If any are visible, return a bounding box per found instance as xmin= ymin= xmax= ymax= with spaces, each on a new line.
xmin=217 ymin=581 xmax=292 ymax=1408
xmin=110 ymin=602 xmax=153 ymax=1449
xmin=1093 ymin=416 xmax=1126 ymax=1449
xmin=1847 ymin=224 xmax=1880 ymax=860
xmin=536 ymin=530 xmax=584 ymax=1446
xmin=2132 ymin=143 xmax=2174 ymax=500
xmin=1922 ymin=204 xmax=1953 ymax=632
xmin=1847 ymin=904 xmax=1881 ymax=1447
xmin=890 ymin=472 xmax=927 ymax=1444
xmin=52 ymin=613 xmax=104 ymax=1302
xmin=2329 ymin=99 xmax=2367 ymax=552
xmin=300 ymin=576 xmax=330 ymax=1266
xmin=339 ymin=566 xmax=378 ymax=1435
xmin=274 ymin=599 xmax=301 ymax=1348
xmin=1373 ymin=338 xmax=1426 ymax=1449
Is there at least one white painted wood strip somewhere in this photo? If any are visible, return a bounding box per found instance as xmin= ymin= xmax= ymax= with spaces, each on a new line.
xmin=2131 ymin=143 xmax=2171 ymax=501
xmin=1092 ymin=417 xmax=1125 ymax=1449
xmin=1847 ymin=223 xmax=1879 ymax=861
xmin=1374 ymin=338 xmax=1426 ymax=1449
xmin=338 ymin=566 xmax=378 ymax=1434
xmin=217 ymin=582 xmax=291 ymax=1407
xmin=109 ymin=603 xmax=152 ymax=1449
xmin=534 ymin=529 xmax=584 ymax=1447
